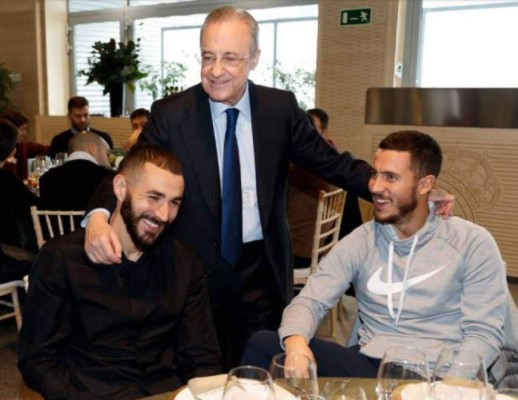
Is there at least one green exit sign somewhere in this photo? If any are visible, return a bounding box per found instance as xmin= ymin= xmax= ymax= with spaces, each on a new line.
xmin=340 ymin=8 xmax=372 ymax=26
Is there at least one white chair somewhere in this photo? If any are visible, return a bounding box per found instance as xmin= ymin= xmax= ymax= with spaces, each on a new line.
xmin=0 ymin=280 xmax=25 ymax=331
xmin=30 ymin=206 xmax=85 ymax=249
xmin=293 ymin=188 xmax=346 ymax=338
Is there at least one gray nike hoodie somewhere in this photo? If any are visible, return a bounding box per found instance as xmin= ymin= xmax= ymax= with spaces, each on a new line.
xmin=279 ymin=207 xmax=508 ymax=367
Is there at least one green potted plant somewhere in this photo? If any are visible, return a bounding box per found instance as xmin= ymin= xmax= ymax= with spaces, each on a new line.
xmin=0 ymin=63 xmax=15 ymax=114
xmin=78 ymin=38 xmax=147 ymax=117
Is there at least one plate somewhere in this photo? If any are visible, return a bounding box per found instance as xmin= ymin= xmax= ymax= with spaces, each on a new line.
xmin=177 ymin=381 xmax=298 ymax=400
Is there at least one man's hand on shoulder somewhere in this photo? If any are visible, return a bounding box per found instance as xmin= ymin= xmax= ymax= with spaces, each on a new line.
xmin=430 ymin=188 xmax=455 ymax=218
xmin=85 ymin=212 xmax=122 ymax=264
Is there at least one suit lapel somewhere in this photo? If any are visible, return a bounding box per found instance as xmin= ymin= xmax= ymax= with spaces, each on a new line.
xmin=249 ymin=82 xmax=277 ymax=230
xmin=180 ymin=85 xmax=221 ymax=221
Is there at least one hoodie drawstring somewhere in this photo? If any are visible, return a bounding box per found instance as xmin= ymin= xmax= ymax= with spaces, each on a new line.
xmin=387 ymin=235 xmax=419 ymax=324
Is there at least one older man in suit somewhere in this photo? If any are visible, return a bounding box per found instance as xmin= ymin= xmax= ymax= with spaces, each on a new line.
xmin=40 ymin=132 xmax=113 ymax=211
xmin=83 ymin=6 xmax=453 ymax=369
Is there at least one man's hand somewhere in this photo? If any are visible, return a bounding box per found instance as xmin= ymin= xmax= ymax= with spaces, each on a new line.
xmin=85 ymin=212 xmax=122 ymax=264
xmin=283 ymin=335 xmax=316 ymax=376
xmin=430 ymin=188 xmax=455 ymax=218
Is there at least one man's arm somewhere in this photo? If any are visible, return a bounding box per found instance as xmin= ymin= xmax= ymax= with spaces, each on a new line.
xmin=457 ymin=225 xmax=508 ymax=367
xmin=172 ymin=244 xmax=221 ymax=380
xmin=18 ymin=242 xmax=77 ymax=398
xmin=82 ymin=174 xmax=122 ymax=264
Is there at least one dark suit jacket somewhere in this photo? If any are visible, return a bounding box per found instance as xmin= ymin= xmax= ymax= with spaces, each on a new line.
xmin=39 ymin=159 xmax=114 ymax=211
xmin=48 ymin=128 xmax=113 ymax=158
xmin=137 ymin=82 xmax=372 ymax=308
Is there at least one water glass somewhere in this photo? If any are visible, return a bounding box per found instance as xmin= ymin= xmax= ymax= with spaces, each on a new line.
xmin=321 ymin=379 xmax=367 ymax=400
xmin=222 ymin=365 xmax=275 ymax=400
xmin=431 ymin=346 xmax=487 ymax=400
xmin=376 ymin=346 xmax=430 ymax=400
xmin=270 ymin=352 xmax=319 ymax=397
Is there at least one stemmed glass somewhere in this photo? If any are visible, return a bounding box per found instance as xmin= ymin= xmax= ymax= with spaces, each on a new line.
xmin=28 ymin=155 xmax=50 ymax=193
xmin=53 ymin=152 xmax=68 ymax=167
xmin=431 ymin=346 xmax=487 ymax=400
xmin=270 ymin=352 xmax=319 ymax=398
xmin=376 ymin=346 xmax=430 ymax=400
xmin=321 ymin=379 xmax=367 ymax=400
xmin=222 ymin=365 xmax=275 ymax=400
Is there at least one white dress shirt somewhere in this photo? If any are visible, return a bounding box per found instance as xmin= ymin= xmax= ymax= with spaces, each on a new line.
xmin=209 ymin=84 xmax=263 ymax=242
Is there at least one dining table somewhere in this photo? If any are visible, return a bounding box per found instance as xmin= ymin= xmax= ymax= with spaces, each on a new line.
xmin=138 ymin=377 xmax=381 ymax=400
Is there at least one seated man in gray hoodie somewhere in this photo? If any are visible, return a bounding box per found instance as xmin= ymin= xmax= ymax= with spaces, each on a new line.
xmin=242 ymin=130 xmax=508 ymax=378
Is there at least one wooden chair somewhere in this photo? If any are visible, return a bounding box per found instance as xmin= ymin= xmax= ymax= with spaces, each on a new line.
xmin=293 ymin=188 xmax=346 ymax=338
xmin=0 ymin=280 xmax=25 ymax=331
xmin=30 ymin=206 xmax=85 ymax=249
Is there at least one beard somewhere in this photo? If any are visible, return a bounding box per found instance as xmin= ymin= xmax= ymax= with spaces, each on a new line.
xmin=120 ymin=193 xmax=167 ymax=252
xmin=374 ymin=187 xmax=418 ymax=225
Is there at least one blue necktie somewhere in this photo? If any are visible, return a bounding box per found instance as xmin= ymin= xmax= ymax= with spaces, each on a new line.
xmin=221 ymin=108 xmax=242 ymax=266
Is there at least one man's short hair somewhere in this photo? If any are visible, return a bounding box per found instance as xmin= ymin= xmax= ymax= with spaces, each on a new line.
xmin=130 ymin=108 xmax=150 ymax=120
xmin=201 ymin=6 xmax=259 ymax=55
xmin=68 ymin=96 xmax=89 ymax=113
xmin=118 ymin=145 xmax=183 ymax=179
xmin=378 ymin=130 xmax=442 ymax=179
xmin=307 ymin=108 xmax=329 ymax=130
xmin=0 ymin=118 xmax=18 ymax=161
xmin=1 ymin=110 xmax=29 ymax=128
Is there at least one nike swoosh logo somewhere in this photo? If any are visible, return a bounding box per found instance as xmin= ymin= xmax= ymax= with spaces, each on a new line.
xmin=367 ymin=262 xmax=450 ymax=295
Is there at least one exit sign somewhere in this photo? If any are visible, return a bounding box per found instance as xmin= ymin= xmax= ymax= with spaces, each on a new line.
xmin=340 ymin=8 xmax=372 ymax=26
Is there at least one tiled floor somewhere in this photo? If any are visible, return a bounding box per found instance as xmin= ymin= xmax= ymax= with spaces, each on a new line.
xmin=1 ymin=280 xmax=517 ymax=398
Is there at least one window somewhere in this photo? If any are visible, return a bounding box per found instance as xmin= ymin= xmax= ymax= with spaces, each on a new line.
xmin=403 ymin=0 xmax=518 ymax=87
xmin=69 ymin=1 xmax=317 ymax=116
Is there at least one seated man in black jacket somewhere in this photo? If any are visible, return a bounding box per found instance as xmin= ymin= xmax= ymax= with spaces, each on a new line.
xmin=39 ymin=131 xmax=113 ymax=211
xmin=19 ymin=145 xmax=221 ymax=399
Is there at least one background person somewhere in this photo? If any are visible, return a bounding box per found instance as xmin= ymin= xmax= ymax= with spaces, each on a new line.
xmin=242 ymin=130 xmax=507 ymax=379
xmin=1 ymin=109 xmax=49 ymax=180
xmin=39 ymin=132 xmax=113 ymax=211
xmin=0 ymin=118 xmax=39 ymax=281
xmin=123 ymin=108 xmax=150 ymax=152
xmin=48 ymin=96 xmax=113 ymax=158
xmin=19 ymin=145 xmax=221 ymax=399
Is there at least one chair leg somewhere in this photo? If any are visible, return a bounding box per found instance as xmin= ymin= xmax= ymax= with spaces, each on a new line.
xmin=329 ymin=307 xmax=337 ymax=338
xmin=12 ymin=289 xmax=22 ymax=331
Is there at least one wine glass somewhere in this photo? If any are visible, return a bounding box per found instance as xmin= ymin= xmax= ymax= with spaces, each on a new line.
xmin=431 ymin=346 xmax=487 ymax=400
xmin=321 ymin=379 xmax=367 ymax=400
xmin=376 ymin=346 xmax=430 ymax=400
xmin=222 ymin=365 xmax=275 ymax=400
xmin=270 ymin=352 xmax=319 ymax=397
xmin=53 ymin=152 xmax=68 ymax=167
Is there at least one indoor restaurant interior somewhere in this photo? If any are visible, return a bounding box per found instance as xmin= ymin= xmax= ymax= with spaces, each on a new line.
xmin=0 ymin=0 xmax=517 ymax=399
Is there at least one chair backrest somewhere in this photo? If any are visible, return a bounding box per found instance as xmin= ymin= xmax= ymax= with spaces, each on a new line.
xmin=30 ymin=206 xmax=85 ymax=249
xmin=309 ymin=188 xmax=346 ymax=274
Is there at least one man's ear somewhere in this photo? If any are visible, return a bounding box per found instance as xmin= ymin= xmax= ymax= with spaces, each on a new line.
xmin=419 ymin=175 xmax=436 ymax=195
xmin=113 ymin=174 xmax=127 ymax=202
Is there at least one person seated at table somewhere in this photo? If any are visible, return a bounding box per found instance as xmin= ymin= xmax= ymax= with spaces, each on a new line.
xmin=241 ymin=130 xmax=508 ymax=378
xmin=0 ymin=118 xmax=39 ymax=281
xmin=1 ymin=109 xmax=49 ymax=180
xmin=18 ymin=145 xmax=221 ymax=399
xmin=123 ymin=108 xmax=150 ymax=152
xmin=48 ymin=96 xmax=113 ymax=158
xmin=39 ymin=132 xmax=113 ymax=211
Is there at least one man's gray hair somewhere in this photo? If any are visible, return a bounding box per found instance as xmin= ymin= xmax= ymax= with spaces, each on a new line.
xmin=200 ymin=6 xmax=259 ymax=55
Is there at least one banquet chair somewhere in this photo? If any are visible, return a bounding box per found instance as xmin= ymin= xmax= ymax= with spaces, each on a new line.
xmin=30 ymin=206 xmax=85 ymax=249
xmin=293 ymin=188 xmax=346 ymax=338
xmin=0 ymin=280 xmax=25 ymax=331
